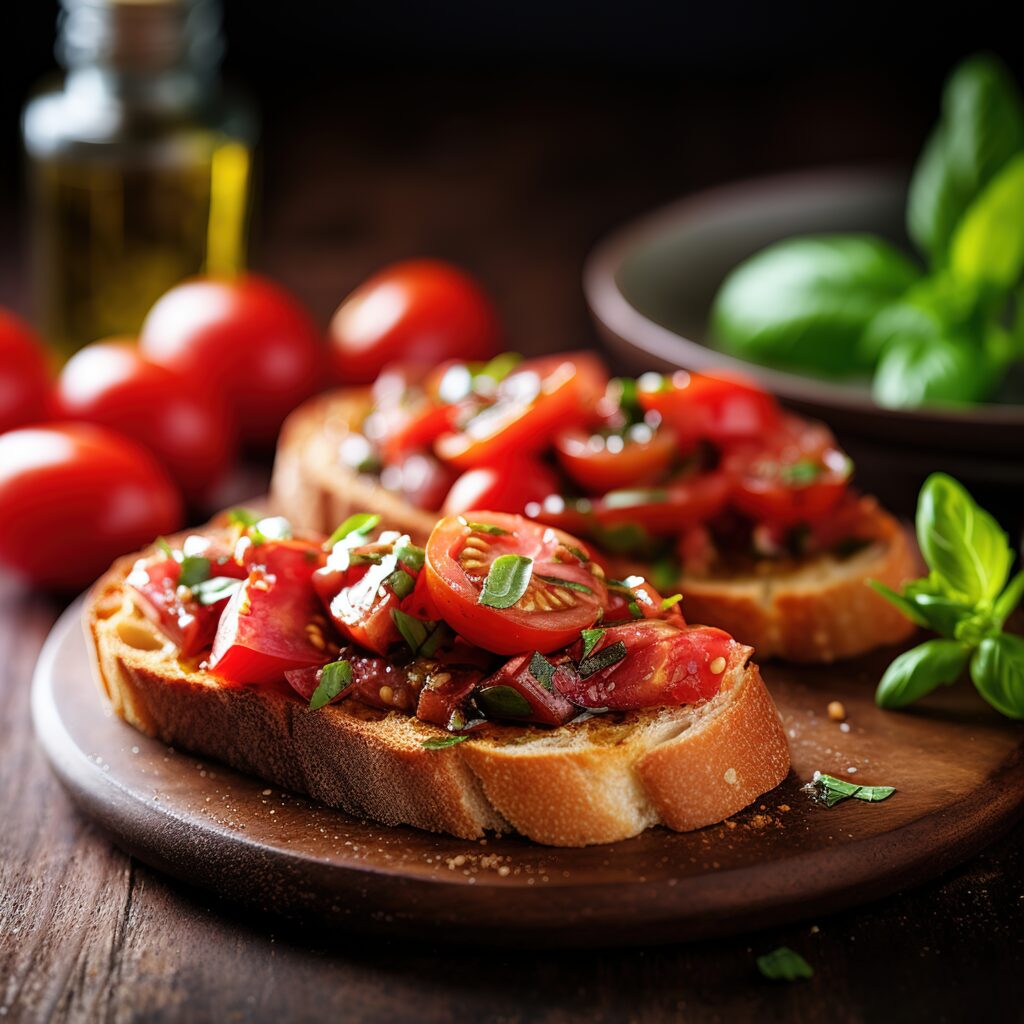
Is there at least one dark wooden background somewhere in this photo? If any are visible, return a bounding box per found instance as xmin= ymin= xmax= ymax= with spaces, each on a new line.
xmin=3 ymin=16 xmax=1024 ymax=1021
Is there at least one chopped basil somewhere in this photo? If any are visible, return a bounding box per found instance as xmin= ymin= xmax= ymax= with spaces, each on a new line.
xmin=475 ymin=685 xmax=534 ymax=719
xmin=478 ymin=554 xmax=534 ymax=609
xmin=226 ymin=508 xmax=260 ymax=527
xmin=478 ymin=352 xmax=522 ymax=385
xmin=465 ymin=520 xmax=510 ymax=536
xmin=778 ymin=459 xmax=823 ymax=486
xmin=309 ymin=660 xmax=353 ymax=710
xmin=156 ymin=536 xmax=175 ymax=558
xmin=391 ymin=608 xmax=450 ymax=657
xmin=805 ymin=771 xmax=896 ymax=808
xmin=565 ymin=544 xmax=590 ymax=563
xmin=580 ymin=628 xmax=606 ymax=660
xmin=190 ymin=575 xmax=242 ymax=606
xmin=661 ymin=594 xmax=683 ymax=611
xmin=528 ymin=651 xmax=556 ymax=691
xmin=535 ymin=573 xmax=593 ymax=595
xmin=394 ymin=538 xmax=426 ymax=571
xmin=756 ymin=947 xmax=813 ymax=981
xmin=384 ymin=568 xmax=416 ymax=599
xmin=421 ymin=734 xmax=470 ymax=750
xmin=578 ymin=640 xmax=628 ymax=679
xmin=325 ymin=512 xmax=381 ymax=550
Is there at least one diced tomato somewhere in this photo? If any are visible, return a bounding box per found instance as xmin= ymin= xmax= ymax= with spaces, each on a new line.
xmin=473 ymin=652 xmax=580 ymax=726
xmin=603 ymin=576 xmax=684 ymax=626
xmin=592 ymin=470 xmax=732 ymax=535
xmin=441 ymin=456 xmax=560 ymax=517
xmin=637 ymin=370 xmax=781 ymax=447
xmin=210 ymin=541 xmax=330 ymax=686
xmin=557 ymin=621 xmax=736 ymax=709
xmin=434 ymin=353 xmax=608 ymax=468
xmin=554 ymin=423 xmax=680 ymax=493
xmin=285 ymin=651 xmax=425 ymax=713
xmin=425 ymin=512 xmax=608 ymax=655
xmin=416 ymin=665 xmax=486 ymax=730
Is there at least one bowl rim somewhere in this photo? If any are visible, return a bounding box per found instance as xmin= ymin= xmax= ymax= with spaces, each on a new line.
xmin=583 ymin=165 xmax=1024 ymax=428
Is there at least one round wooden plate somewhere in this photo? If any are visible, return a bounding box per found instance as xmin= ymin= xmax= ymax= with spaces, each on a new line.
xmin=33 ymin=599 xmax=1024 ymax=947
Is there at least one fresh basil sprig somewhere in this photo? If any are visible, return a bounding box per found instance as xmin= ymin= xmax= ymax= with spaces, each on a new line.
xmin=872 ymin=473 xmax=1024 ymax=717
xmin=805 ymin=772 xmax=896 ymax=808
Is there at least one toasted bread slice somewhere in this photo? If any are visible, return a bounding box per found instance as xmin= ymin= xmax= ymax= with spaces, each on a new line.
xmin=85 ymin=541 xmax=791 ymax=847
xmin=270 ymin=390 xmax=919 ymax=662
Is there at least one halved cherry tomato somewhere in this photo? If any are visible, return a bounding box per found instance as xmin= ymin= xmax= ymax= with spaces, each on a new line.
xmin=424 ymin=512 xmax=607 ymax=655
xmin=434 ymin=353 xmax=608 ymax=469
xmin=554 ymin=423 xmax=679 ymax=494
xmin=557 ymin=621 xmax=736 ymax=709
xmin=210 ymin=541 xmax=329 ymax=686
xmin=637 ymin=370 xmax=780 ymax=447
xmin=592 ymin=470 xmax=732 ymax=535
xmin=0 ymin=308 xmax=50 ymax=434
xmin=726 ymin=416 xmax=851 ymax=526
xmin=329 ymin=260 xmax=502 ymax=385
xmin=441 ymin=457 xmax=560 ymax=517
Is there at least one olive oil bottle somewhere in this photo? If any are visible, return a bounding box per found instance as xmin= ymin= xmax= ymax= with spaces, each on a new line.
xmin=22 ymin=0 xmax=256 ymax=357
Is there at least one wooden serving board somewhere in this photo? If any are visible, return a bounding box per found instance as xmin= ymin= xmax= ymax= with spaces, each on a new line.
xmin=32 ymin=599 xmax=1024 ymax=947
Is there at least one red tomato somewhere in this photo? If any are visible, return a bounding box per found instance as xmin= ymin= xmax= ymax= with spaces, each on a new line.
xmin=592 ymin=470 xmax=732 ymax=535
xmin=473 ymin=652 xmax=580 ymax=726
xmin=441 ymin=457 xmax=560 ymax=517
xmin=329 ymin=260 xmax=502 ymax=385
xmin=0 ymin=424 xmax=182 ymax=590
xmin=139 ymin=275 xmax=322 ymax=447
xmin=434 ymin=353 xmax=608 ymax=468
xmin=637 ymin=370 xmax=780 ymax=447
xmin=554 ymin=423 xmax=679 ymax=494
xmin=380 ymin=452 xmax=459 ymax=511
xmin=557 ymin=621 xmax=736 ymax=709
xmin=0 ymin=308 xmax=51 ymax=434
xmin=603 ymin=577 xmax=684 ymax=625
xmin=53 ymin=340 xmax=236 ymax=504
xmin=209 ymin=541 xmax=329 ymax=686
xmin=424 ymin=512 xmax=607 ymax=655
xmin=726 ymin=417 xmax=851 ymax=526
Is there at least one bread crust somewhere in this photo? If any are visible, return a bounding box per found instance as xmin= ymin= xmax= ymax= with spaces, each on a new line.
xmin=271 ymin=390 xmax=920 ymax=662
xmin=85 ymin=536 xmax=791 ymax=847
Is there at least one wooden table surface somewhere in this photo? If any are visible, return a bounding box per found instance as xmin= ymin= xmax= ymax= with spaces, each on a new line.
xmin=2 ymin=72 xmax=1023 ymax=1022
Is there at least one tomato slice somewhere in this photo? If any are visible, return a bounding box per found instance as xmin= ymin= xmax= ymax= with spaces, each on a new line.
xmin=441 ymin=456 xmax=560 ymax=517
xmin=434 ymin=353 xmax=608 ymax=468
xmin=554 ymin=422 xmax=680 ymax=493
xmin=726 ymin=416 xmax=851 ymax=526
xmin=424 ymin=511 xmax=607 ymax=655
xmin=557 ymin=621 xmax=736 ymax=709
xmin=637 ymin=370 xmax=780 ymax=447
xmin=210 ymin=541 xmax=330 ymax=686
xmin=592 ymin=470 xmax=732 ymax=535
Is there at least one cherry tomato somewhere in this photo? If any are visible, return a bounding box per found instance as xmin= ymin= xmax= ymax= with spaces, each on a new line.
xmin=592 ymin=470 xmax=732 ymax=535
xmin=140 ymin=275 xmax=322 ymax=447
xmin=637 ymin=370 xmax=780 ymax=447
xmin=557 ymin=621 xmax=736 ymax=709
xmin=54 ymin=340 xmax=236 ymax=504
xmin=726 ymin=417 xmax=851 ymax=526
xmin=329 ymin=260 xmax=502 ymax=385
xmin=0 ymin=424 xmax=182 ymax=591
xmin=441 ymin=457 xmax=560 ymax=517
xmin=424 ymin=512 xmax=607 ymax=655
xmin=554 ymin=423 xmax=679 ymax=494
xmin=603 ymin=576 xmax=684 ymax=625
xmin=210 ymin=540 xmax=329 ymax=686
xmin=434 ymin=353 xmax=608 ymax=469
xmin=0 ymin=308 xmax=51 ymax=434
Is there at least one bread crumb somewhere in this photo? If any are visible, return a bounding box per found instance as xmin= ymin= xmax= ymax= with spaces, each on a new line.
xmin=828 ymin=700 xmax=846 ymax=721
xmin=724 ymin=768 xmax=738 ymax=785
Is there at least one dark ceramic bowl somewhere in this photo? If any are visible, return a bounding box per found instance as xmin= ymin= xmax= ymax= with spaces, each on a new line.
xmin=584 ymin=167 xmax=1024 ymax=511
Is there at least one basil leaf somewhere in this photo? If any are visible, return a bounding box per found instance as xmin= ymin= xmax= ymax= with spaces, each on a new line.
xmin=535 ymin=573 xmax=593 ymax=595
xmin=565 ymin=544 xmax=590 ymax=563
xmin=869 ymin=580 xmax=930 ymax=628
xmin=156 ymin=536 xmax=175 ymax=558
xmin=578 ymin=640 xmax=628 ymax=679
xmin=875 ymin=639 xmax=970 ymax=709
xmin=477 ymin=352 xmax=521 ymax=386
xmin=391 ymin=609 xmax=449 ymax=657
xmin=384 ymin=568 xmax=416 ymax=600
xmin=475 ymin=685 xmax=533 ymax=720
xmin=711 ymin=235 xmax=920 ymax=375
xmin=226 ymin=508 xmax=260 ymax=527
xmin=661 ymin=594 xmax=683 ymax=612
xmin=190 ymin=575 xmax=242 ymax=606
xmin=907 ymin=55 xmax=1024 ymax=267
xmin=994 ymin=570 xmax=1024 ymax=629
xmin=756 ymin=946 xmax=813 ymax=981
xmin=177 ymin=555 xmax=211 ymax=589
xmin=465 ymin=520 xmax=510 ymax=536
xmin=421 ymin=734 xmax=470 ymax=750
xmin=873 ymin=332 xmax=996 ymax=409
xmin=325 ymin=513 xmax=381 ymax=550
xmin=806 ymin=772 xmax=895 ymax=807
xmin=394 ymin=539 xmax=425 ymax=571
xmin=970 ymin=633 xmax=1024 ymax=719
xmin=580 ymin=628 xmax=606 ymax=660
xmin=916 ymin=473 xmax=1012 ymax=603
xmin=528 ymin=651 xmax=556 ymax=691
xmin=309 ymin=660 xmax=353 ymax=710
xmin=478 ymin=554 xmax=533 ymax=609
